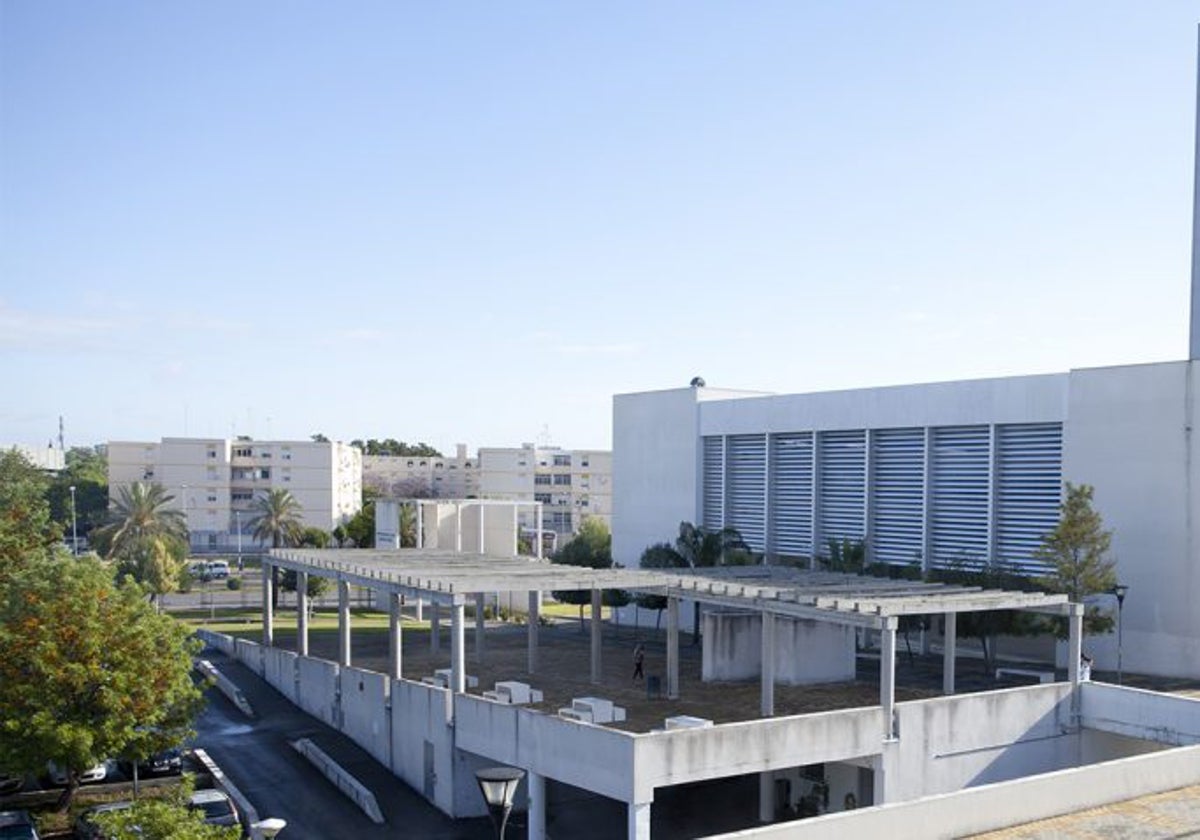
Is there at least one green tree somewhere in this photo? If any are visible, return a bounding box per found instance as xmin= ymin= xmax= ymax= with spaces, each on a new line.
xmin=299 ymin=526 xmax=331 ymax=548
xmin=0 ymin=449 xmax=62 ymax=578
xmin=46 ymin=447 xmax=108 ymax=546
xmin=672 ymin=521 xmax=752 ymax=641
xmin=550 ymin=518 xmax=616 ymax=632
xmin=1035 ymin=482 xmax=1117 ymax=637
xmin=92 ymin=483 xmax=188 ymax=605
xmin=342 ymin=488 xmax=378 ymax=548
xmin=636 ymin=542 xmax=690 ymax=630
xmin=94 ymin=780 xmax=239 ymax=839
xmin=247 ymin=488 xmax=304 ymax=549
xmin=0 ymin=557 xmax=204 ymax=810
xmin=280 ymin=567 xmax=333 ymax=608
xmin=310 ymin=433 xmax=330 ymax=443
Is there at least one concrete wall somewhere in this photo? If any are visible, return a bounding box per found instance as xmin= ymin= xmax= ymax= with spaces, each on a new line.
xmin=713 ymin=743 xmax=1200 ymax=840
xmin=263 ymin=647 xmax=299 ymax=705
xmin=1064 ymin=361 xmax=1200 ymax=678
xmin=296 ymin=656 xmax=340 ymax=727
xmin=234 ymin=637 xmax=264 ymax=676
xmin=1080 ymin=681 xmax=1200 ymax=745
xmin=702 ymin=612 xmax=855 ymax=685
xmin=341 ymin=666 xmax=392 ymax=768
xmin=885 ymin=684 xmax=1075 ymax=802
xmin=374 ymin=499 xmax=400 ymax=549
xmin=391 ymin=678 xmax=456 ymax=815
xmin=632 ymin=706 xmax=883 ymax=802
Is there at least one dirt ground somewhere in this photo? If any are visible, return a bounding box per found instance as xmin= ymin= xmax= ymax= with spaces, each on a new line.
xmin=252 ymin=609 xmax=934 ymax=733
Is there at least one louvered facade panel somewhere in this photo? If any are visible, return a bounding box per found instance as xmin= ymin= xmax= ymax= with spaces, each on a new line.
xmin=701 ymin=436 xmax=725 ymax=530
xmin=769 ymin=432 xmax=814 ymax=560
xmin=995 ymin=422 xmax=1063 ymax=575
xmin=817 ymin=430 xmax=866 ymax=549
xmin=725 ymin=434 xmax=767 ymax=551
xmin=870 ymin=427 xmax=925 ymax=567
xmin=929 ymin=426 xmax=990 ymax=569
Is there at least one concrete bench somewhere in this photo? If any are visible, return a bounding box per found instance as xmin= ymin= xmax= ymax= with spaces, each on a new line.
xmin=995 ymin=667 xmax=1055 ymax=684
xmin=559 ymin=696 xmax=626 ymax=724
xmin=484 ymin=681 xmax=544 ymax=705
xmin=664 ymin=715 xmax=713 ymax=731
xmin=430 ymin=669 xmax=480 ymax=689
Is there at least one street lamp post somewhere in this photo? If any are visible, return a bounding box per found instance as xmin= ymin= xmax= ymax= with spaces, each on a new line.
xmin=1112 ymin=583 xmax=1129 ymax=685
xmin=68 ymin=485 xmax=77 ymax=556
xmin=475 ymin=766 xmax=525 ymax=839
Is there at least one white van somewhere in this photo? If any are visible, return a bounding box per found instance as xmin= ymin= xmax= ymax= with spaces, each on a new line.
xmin=206 ymin=561 xmax=230 ymax=579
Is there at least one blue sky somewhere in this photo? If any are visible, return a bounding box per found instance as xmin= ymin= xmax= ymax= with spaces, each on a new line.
xmin=2 ymin=3 xmax=1197 ymax=453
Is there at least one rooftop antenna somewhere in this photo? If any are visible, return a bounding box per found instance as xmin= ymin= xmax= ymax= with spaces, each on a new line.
xmin=536 ymin=424 xmax=553 ymax=447
xmin=58 ymin=416 xmax=65 ymax=451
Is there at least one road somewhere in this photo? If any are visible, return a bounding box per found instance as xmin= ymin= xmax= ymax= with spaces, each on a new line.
xmin=194 ymin=650 xmax=494 ymax=840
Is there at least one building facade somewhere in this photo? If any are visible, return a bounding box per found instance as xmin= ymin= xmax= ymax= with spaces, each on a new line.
xmin=613 ymin=363 xmax=1200 ymax=679
xmin=364 ymin=443 xmax=611 ymax=536
xmin=108 ymin=437 xmax=362 ymax=551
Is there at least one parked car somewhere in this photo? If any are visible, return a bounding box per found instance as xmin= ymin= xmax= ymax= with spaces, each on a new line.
xmin=0 ymin=810 xmax=39 ymax=840
xmin=0 ymin=773 xmax=22 ymax=795
xmin=117 ymin=748 xmax=182 ymax=778
xmin=188 ymin=561 xmax=209 ymax=579
xmin=73 ymin=802 xmax=131 ymax=840
xmin=44 ymin=761 xmax=107 ymax=787
xmin=188 ymin=790 xmax=238 ymax=828
xmin=206 ymin=561 xmax=230 ymax=579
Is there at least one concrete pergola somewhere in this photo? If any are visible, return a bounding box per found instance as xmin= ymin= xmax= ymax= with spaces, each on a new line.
xmin=263 ymin=550 xmax=1078 ymax=730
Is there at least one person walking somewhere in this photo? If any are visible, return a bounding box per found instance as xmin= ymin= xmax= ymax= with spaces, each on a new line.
xmin=633 ymin=643 xmax=645 ymax=681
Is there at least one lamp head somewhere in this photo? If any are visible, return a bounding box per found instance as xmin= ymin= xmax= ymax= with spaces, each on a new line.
xmin=475 ymin=766 xmax=525 ymax=809
xmin=1112 ymin=583 xmax=1129 ymax=605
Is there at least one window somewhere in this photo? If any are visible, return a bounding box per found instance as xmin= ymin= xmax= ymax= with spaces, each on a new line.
xmin=207 ymin=494 xmax=217 ymax=503
xmin=535 ymin=493 xmax=552 ymax=504
xmin=142 ymin=469 xmax=154 ymax=480
xmin=581 ymin=457 xmax=589 ymax=467
xmin=259 ymin=451 xmax=271 ymax=459
xmin=234 ymin=447 xmax=252 ymax=458
xmin=407 ymin=461 xmax=414 ymax=467
xmin=232 ymin=491 xmax=253 ymax=502
xmin=534 ymin=474 xmax=551 ymax=485
xmin=207 ymin=450 xmax=217 ymax=459
xmin=553 ymin=474 xmax=571 ymax=486
xmin=553 ymin=454 xmax=571 ymax=467
xmin=259 ymin=468 xmax=270 ymax=480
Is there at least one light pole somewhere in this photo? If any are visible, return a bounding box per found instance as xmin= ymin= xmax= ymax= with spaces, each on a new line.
xmin=475 ymin=766 xmax=525 ymax=839
xmin=1112 ymin=583 xmax=1128 ymax=685
xmin=68 ymin=485 xmax=78 ymax=555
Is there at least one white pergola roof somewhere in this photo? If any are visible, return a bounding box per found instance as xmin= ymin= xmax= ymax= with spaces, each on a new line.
xmin=267 ymin=548 xmax=1071 ymax=627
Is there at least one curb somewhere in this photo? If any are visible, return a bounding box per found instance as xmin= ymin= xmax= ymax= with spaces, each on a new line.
xmin=290 ymin=737 xmax=385 ymax=824
xmin=196 ymin=659 xmax=256 ymax=718
xmin=192 ymin=748 xmax=264 ymax=840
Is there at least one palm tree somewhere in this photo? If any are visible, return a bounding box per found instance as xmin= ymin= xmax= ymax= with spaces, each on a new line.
xmin=247 ymin=489 xmax=304 ymax=613
xmin=95 ymin=482 xmax=188 ymax=560
xmin=673 ymin=521 xmax=751 ymax=643
xmin=93 ymin=482 xmax=189 ymax=607
xmin=247 ymin=488 xmax=304 ymax=549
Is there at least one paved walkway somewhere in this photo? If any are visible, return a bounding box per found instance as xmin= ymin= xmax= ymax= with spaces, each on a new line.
xmin=969 ymin=785 xmax=1200 ymax=839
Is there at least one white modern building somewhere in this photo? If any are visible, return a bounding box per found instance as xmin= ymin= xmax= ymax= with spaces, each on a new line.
xmin=364 ymin=443 xmax=612 ymax=536
xmin=3 ymin=444 xmax=66 ymax=471
xmin=108 ymin=437 xmax=362 ymax=550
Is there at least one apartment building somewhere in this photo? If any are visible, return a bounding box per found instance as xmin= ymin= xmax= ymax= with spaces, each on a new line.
xmin=363 ymin=443 xmax=611 ymax=535
xmin=108 ymin=437 xmax=362 ymax=551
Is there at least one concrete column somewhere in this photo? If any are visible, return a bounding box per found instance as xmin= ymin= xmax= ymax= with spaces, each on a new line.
xmin=512 ymin=506 xmax=519 ymax=556
xmin=528 ymin=590 xmax=541 ymax=674
xmin=431 ymin=602 xmax=441 ymax=653
xmin=416 ymin=501 xmax=424 ymax=548
xmin=880 ymin=616 xmax=897 ymax=741
xmin=388 ymin=592 xmax=402 ymax=680
xmin=627 ymin=801 xmax=651 ymax=840
xmin=761 ymin=611 xmax=775 ymax=717
xmin=1068 ymin=603 xmax=1084 ymax=685
xmin=451 ymin=602 xmax=466 ymax=694
xmin=590 ymin=589 xmax=602 ymax=685
xmin=667 ymin=597 xmax=680 ymax=700
xmin=296 ymin=571 xmax=309 ymax=657
xmin=455 ymin=503 xmax=462 ymax=552
xmin=478 ymin=504 xmax=485 ymax=553
xmin=475 ymin=593 xmax=486 ymax=662
xmin=527 ymin=771 xmax=546 ymax=840
xmin=416 ymin=597 xmax=424 ymax=623
xmin=758 ymin=772 xmax=774 ymax=823
xmin=943 ymin=612 xmax=956 ymax=696
xmin=338 ymin=579 xmax=351 ymax=667
xmin=536 ymin=506 xmax=543 ymax=559
xmin=262 ymin=562 xmax=274 ymax=647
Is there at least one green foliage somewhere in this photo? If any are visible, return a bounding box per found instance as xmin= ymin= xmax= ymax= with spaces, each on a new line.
xmin=225 ymin=577 xmax=242 ymax=591
xmin=299 ymin=526 xmax=331 ymax=548
xmin=95 ymin=778 xmax=239 ymax=840
xmin=114 ymin=534 xmax=188 ymax=603
xmin=343 ymin=501 xmax=375 ymax=548
xmin=400 ymin=503 xmax=417 ymax=547
xmin=280 ymin=568 xmax=333 ymax=600
xmin=0 ymin=449 xmax=62 ymax=578
xmin=674 ymin=521 xmax=751 ymax=568
xmin=46 ymin=447 xmax=109 ymax=540
xmin=0 ymin=557 xmax=204 ymax=809
xmin=550 ymin=518 xmax=616 ymax=623
xmin=310 ymin=433 xmax=330 ymax=443
xmin=95 ymin=483 xmax=188 ymax=560
xmin=819 ymin=538 xmax=866 ymax=573
xmin=247 ymin=488 xmax=304 ymax=549
xmin=351 ymin=439 xmax=443 ymax=457
xmin=635 ymin=542 xmax=689 ymax=622
xmin=1035 ymin=482 xmax=1117 ymax=636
